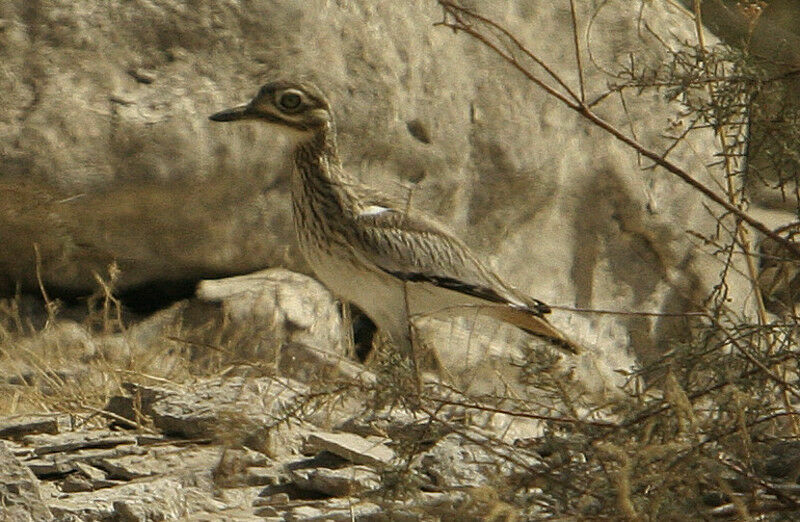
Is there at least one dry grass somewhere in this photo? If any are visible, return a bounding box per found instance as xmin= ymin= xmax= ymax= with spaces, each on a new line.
xmin=2 ymin=235 xmax=799 ymax=519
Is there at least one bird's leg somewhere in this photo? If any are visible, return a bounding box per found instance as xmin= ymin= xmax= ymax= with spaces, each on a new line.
xmin=401 ymin=282 xmax=423 ymax=395
xmin=340 ymin=301 xmax=355 ymax=358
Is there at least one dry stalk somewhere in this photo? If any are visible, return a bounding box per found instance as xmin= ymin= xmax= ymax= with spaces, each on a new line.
xmin=690 ymin=0 xmax=798 ymax=435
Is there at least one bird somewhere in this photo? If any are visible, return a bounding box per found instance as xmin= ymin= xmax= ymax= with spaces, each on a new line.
xmin=209 ymin=79 xmax=583 ymax=361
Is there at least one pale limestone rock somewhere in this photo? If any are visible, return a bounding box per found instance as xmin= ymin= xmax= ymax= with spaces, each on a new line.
xmin=289 ymin=465 xmax=380 ymax=497
xmin=196 ymin=268 xmax=346 ymax=361
xmin=0 ymin=0 xmax=749 ymax=368
xmin=304 ymin=432 xmax=395 ymax=467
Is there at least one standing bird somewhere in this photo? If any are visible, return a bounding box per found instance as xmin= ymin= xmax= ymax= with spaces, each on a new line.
xmin=209 ymin=80 xmax=582 ymax=359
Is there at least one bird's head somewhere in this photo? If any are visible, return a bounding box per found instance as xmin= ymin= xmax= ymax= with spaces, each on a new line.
xmin=209 ymin=80 xmax=332 ymax=137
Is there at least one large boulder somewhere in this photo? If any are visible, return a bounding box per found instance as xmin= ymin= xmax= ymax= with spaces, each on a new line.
xmin=0 ymin=1 xmax=745 ymax=363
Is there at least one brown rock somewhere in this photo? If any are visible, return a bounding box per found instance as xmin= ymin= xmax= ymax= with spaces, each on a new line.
xmin=0 ymin=414 xmax=66 ymax=440
xmin=289 ymin=465 xmax=380 ymax=497
xmin=0 ymin=441 xmax=52 ymax=521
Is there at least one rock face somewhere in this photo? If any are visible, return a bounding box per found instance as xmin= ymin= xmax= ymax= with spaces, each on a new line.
xmin=0 ymin=1 xmax=746 ymax=362
xmin=0 ymin=378 xmax=588 ymax=520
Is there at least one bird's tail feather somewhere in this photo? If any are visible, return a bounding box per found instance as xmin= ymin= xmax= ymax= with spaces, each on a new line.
xmin=477 ymin=305 xmax=584 ymax=355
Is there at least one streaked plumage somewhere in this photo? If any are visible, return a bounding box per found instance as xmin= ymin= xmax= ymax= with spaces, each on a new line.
xmin=209 ymin=80 xmax=582 ymax=357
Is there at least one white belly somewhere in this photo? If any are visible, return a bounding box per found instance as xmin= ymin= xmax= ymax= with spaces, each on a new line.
xmin=302 ymin=242 xmax=408 ymax=337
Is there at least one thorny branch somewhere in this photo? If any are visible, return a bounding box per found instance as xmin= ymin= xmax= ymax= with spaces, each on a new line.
xmin=436 ymin=0 xmax=800 ymax=260
xmin=424 ymin=3 xmax=800 ymax=518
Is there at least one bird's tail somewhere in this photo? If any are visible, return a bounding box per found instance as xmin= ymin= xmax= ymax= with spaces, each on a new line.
xmin=477 ymin=305 xmax=584 ymax=355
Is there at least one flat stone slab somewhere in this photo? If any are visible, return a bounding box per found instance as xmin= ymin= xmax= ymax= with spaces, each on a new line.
xmin=98 ymin=444 xmax=221 ymax=480
xmin=281 ymin=499 xmax=383 ymax=521
xmin=290 ymin=465 xmax=380 ymax=496
xmin=47 ymin=477 xmax=188 ymax=521
xmin=115 ymin=377 xmax=307 ymax=444
xmin=304 ymin=432 xmax=395 ymax=467
xmin=0 ymin=414 xmax=69 ymax=440
xmin=24 ymin=430 xmax=136 ymax=456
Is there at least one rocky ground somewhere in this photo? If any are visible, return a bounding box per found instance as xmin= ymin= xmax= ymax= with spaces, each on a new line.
xmin=2 ymin=269 xmax=800 ymax=521
xmin=0 ymin=269 xmax=593 ymax=521
xmin=0 ymin=377 xmax=567 ymax=521
xmin=3 ymin=352 xmax=800 ymax=521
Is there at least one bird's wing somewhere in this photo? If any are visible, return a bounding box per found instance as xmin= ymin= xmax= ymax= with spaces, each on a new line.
xmin=345 ymin=200 xmax=583 ymax=355
xmin=346 ymin=203 xmax=550 ymax=316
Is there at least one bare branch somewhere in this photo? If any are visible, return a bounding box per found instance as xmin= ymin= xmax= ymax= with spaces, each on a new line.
xmin=436 ymin=0 xmax=800 ymax=260
xmin=568 ymin=0 xmax=586 ymax=102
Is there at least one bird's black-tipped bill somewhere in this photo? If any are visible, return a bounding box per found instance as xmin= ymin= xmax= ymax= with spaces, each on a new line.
xmin=209 ymin=104 xmax=253 ymax=122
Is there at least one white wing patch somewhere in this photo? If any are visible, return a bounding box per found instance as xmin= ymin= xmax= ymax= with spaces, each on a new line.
xmin=359 ymin=205 xmax=391 ymax=217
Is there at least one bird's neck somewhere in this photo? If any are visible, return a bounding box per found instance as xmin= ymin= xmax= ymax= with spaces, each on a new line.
xmin=292 ymin=123 xmax=358 ymax=205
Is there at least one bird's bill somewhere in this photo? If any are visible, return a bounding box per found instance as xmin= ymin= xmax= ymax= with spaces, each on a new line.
xmin=208 ymin=103 xmax=255 ymax=122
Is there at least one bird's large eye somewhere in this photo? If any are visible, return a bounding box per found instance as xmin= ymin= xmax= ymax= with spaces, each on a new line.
xmin=277 ymin=90 xmax=303 ymax=111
